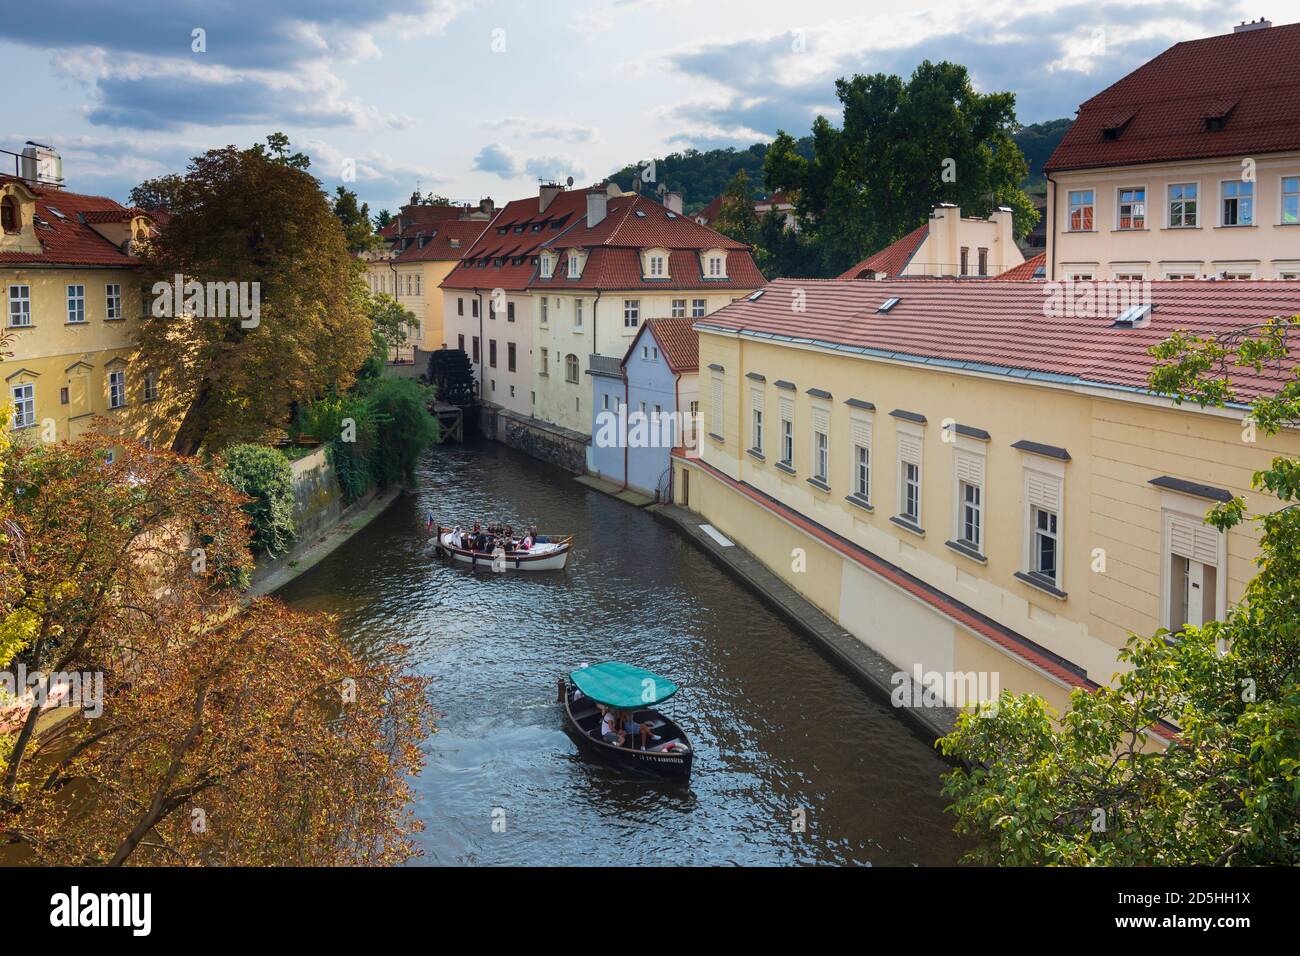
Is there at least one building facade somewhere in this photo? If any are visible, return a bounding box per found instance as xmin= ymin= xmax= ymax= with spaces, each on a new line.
xmin=837 ymin=205 xmax=1024 ymax=280
xmin=1044 ymin=19 xmax=1300 ymax=281
xmin=674 ymin=278 xmax=1300 ymax=716
xmin=2 ymin=172 xmax=173 ymax=452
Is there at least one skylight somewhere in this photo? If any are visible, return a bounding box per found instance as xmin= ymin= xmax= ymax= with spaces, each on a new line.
xmin=747 ymin=290 xmax=765 ymax=301
xmin=1112 ymin=304 xmax=1153 ymax=328
xmin=47 ymin=206 xmax=66 ymax=219
xmin=635 ymin=210 xmax=646 ymax=218
xmin=877 ymin=297 xmax=901 ymax=313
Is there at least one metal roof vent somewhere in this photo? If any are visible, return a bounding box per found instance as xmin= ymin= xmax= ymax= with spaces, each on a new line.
xmin=747 ymin=290 xmax=765 ymax=301
xmin=877 ymin=297 xmax=901 ymax=313
xmin=1112 ymin=303 xmax=1153 ymax=328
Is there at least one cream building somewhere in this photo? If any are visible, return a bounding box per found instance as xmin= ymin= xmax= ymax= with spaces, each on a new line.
xmin=1044 ymin=19 xmax=1300 ymax=281
xmin=675 ymin=278 xmax=1300 ymax=718
xmin=837 ymin=205 xmax=1024 ymax=280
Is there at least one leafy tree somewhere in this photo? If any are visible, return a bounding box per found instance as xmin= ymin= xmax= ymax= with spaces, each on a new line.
xmin=1014 ymin=118 xmax=1074 ymax=182
xmin=253 ymin=131 xmax=312 ymax=170
xmin=366 ymin=293 xmax=414 ymax=362
xmin=296 ymin=394 xmax=377 ymax=504
xmin=127 ymin=173 xmax=185 ymax=211
xmin=607 ymin=141 xmax=813 ymax=213
xmin=712 ymin=170 xmax=761 ymax=248
xmin=333 ymin=186 xmax=380 ymax=254
xmin=938 ymin=317 xmax=1300 ymax=866
xmin=373 ymin=209 xmax=393 ymax=230
xmin=134 ymin=136 xmax=372 ymax=454
xmin=765 ymin=61 xmax=1038 ymax=276
xmin=219 ymin=444 xmax=297 ymax=556
xmin=363 ymin=378 xmax=440 ymax=487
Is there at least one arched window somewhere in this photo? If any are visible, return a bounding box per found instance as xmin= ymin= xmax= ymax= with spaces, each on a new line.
xmin=1 ymin=196 xmax=19 ymax=234
xmin=564 ymin=353 xmax=579 ymax=383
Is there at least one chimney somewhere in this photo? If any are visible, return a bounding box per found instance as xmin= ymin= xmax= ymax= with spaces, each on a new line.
xmin=1234 ymin=17 xmax=1272 ymax=32
xmin=539 ymin=182 xmax=563 ymax=213
xmin=587 ymin=184 xmax=608 ymax=228
xmin=479 ymin=196 xmax=495 ymax=218
xmin=664 ymin=191 xmax=684 ymax=215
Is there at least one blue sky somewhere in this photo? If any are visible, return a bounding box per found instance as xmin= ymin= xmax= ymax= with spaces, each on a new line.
xmin=0 ymin=0 xmax=1264 ymax=213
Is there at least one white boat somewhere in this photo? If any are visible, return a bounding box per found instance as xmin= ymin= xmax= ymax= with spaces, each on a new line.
xmin=435 ymin=526 xmax=573 ymax=572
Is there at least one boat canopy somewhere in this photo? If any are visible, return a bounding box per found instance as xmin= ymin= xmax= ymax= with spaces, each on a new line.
xmin=570 ymin=661 xmax=679 ymax=708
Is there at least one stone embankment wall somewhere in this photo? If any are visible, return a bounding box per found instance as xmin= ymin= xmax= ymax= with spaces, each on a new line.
xmin=480 ymin=404 xmax=589 ymax=474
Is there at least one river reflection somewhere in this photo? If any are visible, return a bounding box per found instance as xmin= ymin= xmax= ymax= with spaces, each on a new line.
xmin=277 ymin=439 xmax=966 ymax=866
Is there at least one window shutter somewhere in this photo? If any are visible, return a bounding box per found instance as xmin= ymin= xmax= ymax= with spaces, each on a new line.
xmin=1170 ymin=515 xmax=1220 ymax=565
xmin=898 ymin=434 xmax=922 ymax=465
xmin=711 ymin=374 xmax=724 ymax=434
xmin=1026 ymin=470 xmax=1061 ymax=510
xmin=851 ymin=418 xmax=872 ymax=449
xmin=811 ymin=406 xmax=829 ymax=433
xmin=750 ymin=387 xmax=764 ymax=412
xmin=955 ymin=451 xmax=984 ymax=485
xmin=779 ymin=395 xmax=794 ymax=422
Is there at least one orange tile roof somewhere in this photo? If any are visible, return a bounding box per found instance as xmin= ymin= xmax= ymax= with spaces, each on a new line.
xmin=696 ymin=278 xmax=1300 ymax=403
xmin=393 ymin=219 xmax=490 ymax=263
xmin=0 ymin=176 xmax=143 ymax=268
xmin=636 ymin=316 xmax=699 ymax=373
xmin=1045 ymin=21 xmax=1300 ymax=171
xmin=995 ymin=254 xmax=1046 ymax=280
xmin=835 ymin=224 xmax=929 ymax=280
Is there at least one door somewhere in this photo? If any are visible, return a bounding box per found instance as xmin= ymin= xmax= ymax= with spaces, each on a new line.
xmin=681 ymin=468 xmax=689 ymax=508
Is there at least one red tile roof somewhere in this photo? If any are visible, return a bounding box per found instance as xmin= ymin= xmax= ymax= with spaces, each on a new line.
xmin=696 ymin=278 xmax=1300 ymax=403
xmin=380 ymin=203 xmax=475 ymax=240
xmin=393 ymin=219 xmax=489 ymax=263
xmin=1045 ymin=22 xmax=1300 ymax=171
xmin=441 ymin=190 xmax=590 ymax=291
xmin=0 ymin=176 xmax=144 ymax=268
xmin=995 ymin=253 xmax=1046 ymax=280
xmin=632 ymin=316 xmax=699 ymax=373
xmin=835 ymin=224 xmax=929 ymax=280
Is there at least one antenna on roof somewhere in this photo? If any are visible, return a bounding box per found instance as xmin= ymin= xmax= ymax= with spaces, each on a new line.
xmin=566 ymin=176 xmax=575 ymax=187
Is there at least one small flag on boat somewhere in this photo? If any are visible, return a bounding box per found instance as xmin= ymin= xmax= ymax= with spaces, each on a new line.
xmin=426 ymin=512 xmax=434 ymax=531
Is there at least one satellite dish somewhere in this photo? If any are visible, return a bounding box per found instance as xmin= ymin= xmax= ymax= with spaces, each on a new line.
xmin=566 ymin=176 xmax=575 ymax=187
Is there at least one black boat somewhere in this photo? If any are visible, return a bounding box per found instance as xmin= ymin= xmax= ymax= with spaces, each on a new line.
xmin=560 ymin=661 xmax=694 ymax=780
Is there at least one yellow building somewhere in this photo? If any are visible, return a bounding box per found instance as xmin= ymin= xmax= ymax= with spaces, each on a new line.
xmin=675 ymin=277 xmax=1300 ymax=717
xmin=362 ymin=199 xmax=494 ymax=356
xmin=1044 ymin=19 xmax=1300 ymax=281
xmin=2 ymin=173 xmax=173 ymax=452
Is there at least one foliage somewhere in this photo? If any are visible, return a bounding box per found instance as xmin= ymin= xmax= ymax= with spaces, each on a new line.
xmin=363 ymin=292 xmax=415 ymax=378
xmin=1013 ymin=118 xmax=1073 ymax=181
xmin=218 ymin=444 xmax=297 ymax=557
xmin=764 ymin=62 xmax=1037 ymax=278
xmin=373 ymin=209 xmax=393 ymax=230
xmin=363 ymin=378 xmax=440 ymax=487
xmin=333 ymin=186 xmax=381 ymax=254
xmin=0 ymin=434 xmax=432 ymax=865
xmin=711 ymin=169 xmax=762 ymax=248
xmin=127 ymin=173 xmax=185 ymax=211
xmin=938 ymin=317 xmax=1300 ymax=866
xmin=608 ymin=141 xmax=812 ymax=213
xmin=297 ymin=394 xmax=378 ymax=504
xmin=133 ymin=133 xmax=372 ymax=455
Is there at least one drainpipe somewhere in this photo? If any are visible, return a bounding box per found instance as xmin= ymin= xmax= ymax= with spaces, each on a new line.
xmin=474 ymin=288 xmax=486 ymax=402
xmin=1045 ymin=171 xmax=1056 ymax=283
xmin=619 ymin=366 xmax=630 ymax=492
xmin=388 ymin=258 xmax=401 ymax=361
xmin=670 ymin=370 xmax=683 ymax=503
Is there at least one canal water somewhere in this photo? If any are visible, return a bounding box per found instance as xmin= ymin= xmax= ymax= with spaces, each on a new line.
xmin=278 ymin=440 xmax=966 ymax=866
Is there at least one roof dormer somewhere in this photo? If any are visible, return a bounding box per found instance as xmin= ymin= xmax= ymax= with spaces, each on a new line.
xmin=566 ymin=249 xmax=586 ymax=279
xmin=0 ymin=179 xmax=42 ymax=256
xmin=701 ymin=247 xmax=728 ymax=279
xmin=642 ymin=247 xmax=670 ymax=280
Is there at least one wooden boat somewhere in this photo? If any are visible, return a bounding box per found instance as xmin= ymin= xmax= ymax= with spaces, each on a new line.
xmin=560 ymin=661 xmax=694 ymax=780
xmin=435 ymin=526 xmax=573 ymax=571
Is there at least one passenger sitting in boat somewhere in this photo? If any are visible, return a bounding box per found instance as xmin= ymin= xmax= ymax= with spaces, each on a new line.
xmin=520 ymin=532 xmax=533 ymax=551
xmin=620 ymin=711 xmax=662 ymax=750
xmin=598 ymin=706 xmax=623 ymax=745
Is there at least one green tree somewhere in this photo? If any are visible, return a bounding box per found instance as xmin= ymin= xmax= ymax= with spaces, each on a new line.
xmin=127 ymin=173 xmax=185 ymax=211
xmin=134 ymin=136 xmax=373 ymax=454
xmin=373 ymin=209 xmax=393 ymax=230
xmin=364 ymin=377 xmax=440 ymax=487
xmin=938 ymin=317 xmax=1300 ymax=866
xmin=712 ymin=170 xmax=761 ymax=248
xmin=219 ymin=444 xmax=297 ymax=557
xmin=765 ymin=61 xmax=1037 ymax=276
xmin=333 ymin=186 xmax=380 ymax=253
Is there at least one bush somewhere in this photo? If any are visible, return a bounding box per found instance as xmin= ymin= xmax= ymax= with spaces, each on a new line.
xmin=364 ymin=378 xmax=440 ymax=486
xmin=219 ymin=444 xmax=297 ymax=556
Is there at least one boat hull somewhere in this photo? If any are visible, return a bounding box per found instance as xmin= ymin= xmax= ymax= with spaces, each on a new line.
xmin=435 ymin=528 xmax=571 ymax=571
xmin=563 ymin=683 xmax=693 ymax=780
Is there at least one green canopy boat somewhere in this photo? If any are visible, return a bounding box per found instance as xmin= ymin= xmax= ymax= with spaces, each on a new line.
xmin=562 ymin=661 xmax=692 ymax=779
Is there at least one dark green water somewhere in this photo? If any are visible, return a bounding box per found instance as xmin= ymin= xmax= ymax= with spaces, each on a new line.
xmin=277 ymin=440 xmax=966 ymax=865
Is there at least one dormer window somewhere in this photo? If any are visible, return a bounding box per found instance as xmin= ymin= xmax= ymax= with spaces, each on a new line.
xmin=648 ymin=253 xmax=667 ymax=277
xmin=703 ymin=250 xmax=727 ymax=278
xmin=540 ymin=254 xmax=554 ymax=279
xmin=568 ymin=253 xmax=581 ymax=278
xmin=2 ymin=196 xmax=20 ymax=234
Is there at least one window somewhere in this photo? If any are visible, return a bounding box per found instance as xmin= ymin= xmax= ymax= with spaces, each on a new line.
xmin=1023 ymin=467 xmax=1063 ymax=588
xmin=10 ymin=384 xmax=34 ymax=429
xmin=0 ymin=195 xmax=18 ymax=234
xmin=458 ymin=297 xmax=465 ymax=316
xmin=1165 ymin=272 xmax=1198 ymax=280
xmin=960 ymin=247 xmax=969 ymax=276
xmin=507 ymin=301 xmax=515 ymax=323
xmin=105 ymin=284 xmax=123 ymax=321
xmin=1283 ymin=176 xmax=1300 ymax=225
xmin=540 ymin=296 xmax=549 ymax=325
xmin=850 ymin=416 xmax=872 ymax=502
xmin=1031 ymin=507 xmax=1058 ymax=582
xmin=66 ymin=285 xmax=86 ymax=324
xmin=710 ymin=372 xmax=724 ymax=437
xmin=108 ymin=370 xmax=126 ymax=409
xmin=977 ymin=248 xmax=988 ymax=277
xmin=671 ymin=299 xmax=686 ymax=318
xmin=623 ymin=300 xmax=639 ymax=328
xmin=8 ymin=285 xmax=31 ymax=327
xmin=574 ymin=298 xmax=583 ymax=329
xmin=779 ymin=397 xmax=794 ymax=466
xmin=750 ymin=389 xmax=764 ymax=454
xmin=1163 ymin=509 xmax=1225 ymax=630
xmin=647 ymin=254 xmax=666 ymax=277
xmin=1117 ymin=187 xmax=1146 ymax=229
xmin=813 ymin=430 xmax=828 ymax=482
xmin=472 ymin=298 xmax=480 ymax=318
xmin=706 ymin=255 xmax=724 ymax=277
xmin=568 ymin=254 xmax=580 ymax=278
xmin=540 ymin=255 xmax=553 ymax=279
xmin=1222 ymin=180 xmax=1254 ymax=225
xmin=691 ymin=298 xmax=706 ymax=319
xmin=565 ymin=353 xmax=579 ymax=384
xmin=458 ymin=333 xmax=465 ymax=352
xmin=958 ymin=480 xmax=982 ymax=551
xmin=143 ymin=370 xmax=159 ymax=402
xmin=897 ymin=431 xmax=923 ymax=525
xmin=541 ymin=348 xmax=548 ymax=375
xmin=507 ymin=342 xmax=517 ymax=372
xmin=1068 ymin=189 xmax=1095 ymax=231
xmin=1169 ymin=183 xmax=1197 ymax=227
xmin=489 ymin=339 xmax=497 ymax=368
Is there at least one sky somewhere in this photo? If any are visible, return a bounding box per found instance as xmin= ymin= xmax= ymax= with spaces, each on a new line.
xmin=0 ymin=0 xmax=1281 ymax=213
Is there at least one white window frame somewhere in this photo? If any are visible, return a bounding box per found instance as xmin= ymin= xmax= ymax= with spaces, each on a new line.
xmin=1021 ymin=460 xmax=1065 ymax=590
xmin=750 ymin=394 xmax=763 ymax=454
xmin=1116 ymin=186 xmax=1146 ymax=230
xmin=8 ymin=285 xmax=31 ymax=327
xmin=647 ymin=253 xmax=667 ymax=278
xmin=710 ymin=370 xmax=724 ymax=437
xmin=540 ymin=255 xmax=554 ymax=279
xmin=540 ymin=296 xmax=548 ymax=325
xmin=568 ymin=254 xmax=581 ymax=278
xmin=1067 ymin=189 xmax=1095 ymax=232
xmin=1281 ymin=175 xmax=1299 ymax=226
xmin=952 ymin=443 xmax=986 ymax=553
xmin=66 ymin=284 xmax=86 ymax=324
xmin=1221 ymin=179 xmax=1254 ymax=226
xmin=105 ymin=283 xmax=123 ymax=321
xmin=849 ymin=412 xmax=872 ymax=504
xmin=623 ymin=299 xmax=640 ymax=329
xmin=10 ymin=383 xmax=35 ymax=429
xmin=143 ymin=370 xmax=159 ymax=402
xmin=671 ymin=299 xmax=686 ymax=318
xmin=896 ymin=423 xmax=924 ymax=526
xmin=108 ymin=369 xmax=126 ymax=409
xmin=691 ymin=298 xmax=706 ymax=319
xmin=1158 ymin=492 xmax=1229 ymax=632
xmin=810 ymin=404 xmax=830 ymax=483
xmin=574 ymin=297 xmax=583 ymax=329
